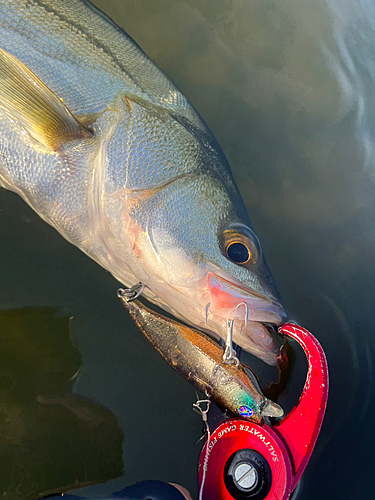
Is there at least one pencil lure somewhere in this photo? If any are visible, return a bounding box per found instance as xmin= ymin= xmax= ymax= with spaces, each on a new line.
xmin=119 ymin=294 xmax=283 ymax=424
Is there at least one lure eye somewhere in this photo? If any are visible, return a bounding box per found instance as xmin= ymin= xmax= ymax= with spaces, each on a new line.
xmin=221 ymin=224 xmax=260 ymax=266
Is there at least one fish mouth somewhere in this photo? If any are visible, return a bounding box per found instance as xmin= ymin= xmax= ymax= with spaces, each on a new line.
xmin=205 ymin=272 xmax=286 ymax=364
xmin=206 ymin=272 xmax=286 ymax=325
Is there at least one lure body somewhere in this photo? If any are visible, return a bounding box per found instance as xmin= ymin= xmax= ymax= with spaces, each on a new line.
xmin=119 ymin=296 xmax=283 ymax=423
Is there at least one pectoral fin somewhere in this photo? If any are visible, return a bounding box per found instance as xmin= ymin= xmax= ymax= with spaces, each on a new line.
xmin=0 ymin=48 xmax=92 ymax=150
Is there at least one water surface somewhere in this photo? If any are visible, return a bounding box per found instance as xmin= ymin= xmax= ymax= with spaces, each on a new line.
xmin=1 ymin=0 xmax=375 ymax=498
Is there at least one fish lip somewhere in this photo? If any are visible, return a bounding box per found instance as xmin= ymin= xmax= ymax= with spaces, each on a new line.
xmin=207 ymin=271 xmax=287 ymax=325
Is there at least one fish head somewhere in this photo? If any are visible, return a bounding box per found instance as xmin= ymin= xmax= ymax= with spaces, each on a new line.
xmin=202 ymin=220 xmax=287 ymax=363
xmin=126 ymin=171 xmax=286 ymax=365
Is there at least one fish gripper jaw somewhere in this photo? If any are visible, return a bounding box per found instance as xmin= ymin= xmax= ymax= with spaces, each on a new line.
xmin=198 ymin=322 xmax=329 ymax=500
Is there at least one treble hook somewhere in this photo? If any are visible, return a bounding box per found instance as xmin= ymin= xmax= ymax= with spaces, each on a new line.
xmin=117 ymin=282 xmax=145 ymax=302
xmin=223 ymin=319 xmax=239 ymax=366
xmin=236 ymin=302 xmax=249 ymax=327
xmin=204 ymin=302 xmax=211 ymax=326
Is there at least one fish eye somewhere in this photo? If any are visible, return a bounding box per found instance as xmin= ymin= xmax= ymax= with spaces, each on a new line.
xmin=227 ymin=241 xmax=250 ymax=264
xmin=221 ymin=224 xmax=260 ymax=266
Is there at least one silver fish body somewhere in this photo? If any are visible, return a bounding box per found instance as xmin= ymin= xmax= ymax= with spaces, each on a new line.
xmin=0 ymin=0 xmax=285 ymax=363
xmin=119 ymin=296 xmax=283 ymax=423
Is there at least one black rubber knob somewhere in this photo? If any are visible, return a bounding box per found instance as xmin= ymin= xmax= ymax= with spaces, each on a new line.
xmin=224 ymin=449 xmax=272 ymax=500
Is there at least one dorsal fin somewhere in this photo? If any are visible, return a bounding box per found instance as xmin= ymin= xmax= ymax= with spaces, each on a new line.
xmin=0 ymin=48 xmax=93 ymax=150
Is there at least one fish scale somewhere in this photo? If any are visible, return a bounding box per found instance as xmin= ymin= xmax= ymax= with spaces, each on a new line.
xmin=0 ymin=0 xmax=202 ymax=120
xmin=105 ymin=99 xmax=203 ymax=192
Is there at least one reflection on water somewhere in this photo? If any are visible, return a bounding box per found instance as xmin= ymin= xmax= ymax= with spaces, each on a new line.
xmin=0 ymin=188 xmax=201 ymax=499
xmin=0 ymin=307 xmax=123 ymax=499
xmin=1 ymin=0 xmax=375 ymax=498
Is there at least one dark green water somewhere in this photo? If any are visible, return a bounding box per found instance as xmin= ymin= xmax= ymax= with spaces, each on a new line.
xmin=1 ymin=0 xmax=375 ymax=498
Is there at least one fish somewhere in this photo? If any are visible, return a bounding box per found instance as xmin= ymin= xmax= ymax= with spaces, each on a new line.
xmin=119 ymin=293 xmax=283 ymax=423
xmin=0 ymin=0 xmax=286 ymax=364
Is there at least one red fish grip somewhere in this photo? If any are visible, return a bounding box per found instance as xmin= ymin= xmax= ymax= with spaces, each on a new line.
xmin=197 ymin=322 xmax=329 ymax=500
